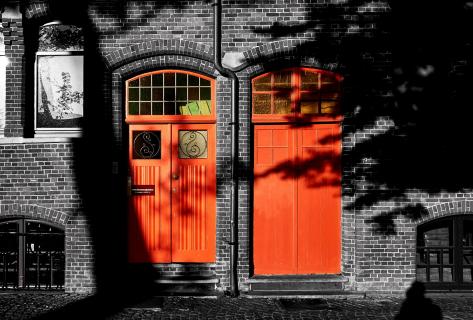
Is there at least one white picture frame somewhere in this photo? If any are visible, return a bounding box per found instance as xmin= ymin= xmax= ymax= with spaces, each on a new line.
xmin=34 ymin=51 xmax=84 ymax=137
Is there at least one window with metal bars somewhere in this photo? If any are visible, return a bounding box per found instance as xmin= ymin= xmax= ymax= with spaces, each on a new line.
xmin=416 ymin=216 xmax=473 ymax=289
xmin=0 ymin=219 xmax=64 ymax=290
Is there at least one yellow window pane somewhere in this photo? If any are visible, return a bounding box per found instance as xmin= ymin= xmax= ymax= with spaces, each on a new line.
xmin=321 ymin=100 xmax=340 ymax=114
xmin=273 ymin=71 xmax=291 ymax=90
xmin=301 ymin=70 xmax=319 ymax=90
xmin=301 ymin=101 xmax=319 ymax=114
xmin=321 ymin=74 xmax=341 ymax=92
xmin=274 ymin=92 xmax=291 ymax=114
xmin=254 ymin=74 xmax=271 ymax=91
xmin=254 ymin=94 xmax=271 ymax=114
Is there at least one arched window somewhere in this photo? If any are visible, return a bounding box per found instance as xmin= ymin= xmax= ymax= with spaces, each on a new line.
xmin=0 ymin=219 xmax=65 ymax=290
xmin=417 ymin=215 xmax=473 ymax=289
xmin=252 ymin=68 xmax=343 ymax=122
xmin=125 ymin=70 xmax=215 ymax=123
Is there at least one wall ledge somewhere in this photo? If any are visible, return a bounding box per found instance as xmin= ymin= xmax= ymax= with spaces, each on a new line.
xmin=0 ymin=137 xmax=78 ymax=145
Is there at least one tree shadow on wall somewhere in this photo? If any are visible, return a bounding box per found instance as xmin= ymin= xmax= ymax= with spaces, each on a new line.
xmin=27 ymin=1 xmax=222 ymax=319
xmin=250 ymin=0 xmax=473 ymax=235
xmin=20 ymin=0 xmax=473 ymax=318
xmin=26 ymin=1 xmax=164 ymax=319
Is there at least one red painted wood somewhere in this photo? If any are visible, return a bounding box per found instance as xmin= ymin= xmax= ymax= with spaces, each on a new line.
xmin=128 ymin=124 xmax=172 ymax=263
xmin=253 ymin=125 xmax=297 ymax=274
xmin=253 ymin=124 xmax=341 ymax=275
xmin=297 ymin=124 xmax=341 ymax=274
xmin=128 ymin=123 xmax=216 ymax=263
xmin=171 ymin=124 xmax=216 ymax=262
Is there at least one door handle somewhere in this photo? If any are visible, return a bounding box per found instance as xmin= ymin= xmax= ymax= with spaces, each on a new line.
xmin=172 ymin=173 xmax=179 ymax=180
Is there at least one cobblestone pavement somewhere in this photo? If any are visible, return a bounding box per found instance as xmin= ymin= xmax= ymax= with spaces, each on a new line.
xmin=1 ymin=292 xmax=473 ymax=320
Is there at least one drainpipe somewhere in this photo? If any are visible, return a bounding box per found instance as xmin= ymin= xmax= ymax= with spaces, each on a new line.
xmin=212 ymin=0 xmax=239 ymax=297
xmin=0 ymin=31 xmax=6 ymax=138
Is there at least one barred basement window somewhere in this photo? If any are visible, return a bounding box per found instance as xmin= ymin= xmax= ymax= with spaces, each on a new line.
xmin=417 ymin=215 xmax=473 ymax=289
xmin=0 ymin=219 xmax=65 ymax=290
xmin=125 ymin=70 xmax=215 ymax=123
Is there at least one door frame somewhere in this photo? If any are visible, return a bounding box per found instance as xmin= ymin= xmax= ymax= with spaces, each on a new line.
xmin=127 ymin=123 xmax=216 ymax=263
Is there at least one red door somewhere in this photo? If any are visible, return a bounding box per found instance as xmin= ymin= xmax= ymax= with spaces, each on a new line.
xmin=128 ymin=124 xmax=216 ymax=263
xmin=253 ymin=123 xmax=341 ymax=275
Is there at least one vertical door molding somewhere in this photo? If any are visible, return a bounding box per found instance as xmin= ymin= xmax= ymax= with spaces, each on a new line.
xmin=128 ymin=124 xmax=172 ymax=263
xmin=171 ymin=124 xmax=216 ymax=262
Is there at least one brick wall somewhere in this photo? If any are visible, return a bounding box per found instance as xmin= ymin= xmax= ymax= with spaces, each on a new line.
xmin=0 ymin=139 xmax=94 ymax=293
xmin=2 ymin=17 xmax=24 ymax=137
xmin=2 ymin=0 xmax=472 ymax=294
xmin=0 ymin=140 xmax=80 ymax=211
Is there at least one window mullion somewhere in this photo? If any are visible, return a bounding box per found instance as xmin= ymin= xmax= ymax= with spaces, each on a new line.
xmin=293 ymin=70 xmax=301 ymax=114
xmin=270 ymin=73 xmax=274 ymax=114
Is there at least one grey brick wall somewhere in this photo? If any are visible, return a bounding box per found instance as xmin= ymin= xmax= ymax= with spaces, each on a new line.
xmin=1 ymin=0 xmax=472 ymax=294
xmin=0 ymin=141 xmax=80 ymax=211
xmin=0 ymin=139 xmax=93 ymax=293
xmin=2 ymin=18 xmax=24 ymax=137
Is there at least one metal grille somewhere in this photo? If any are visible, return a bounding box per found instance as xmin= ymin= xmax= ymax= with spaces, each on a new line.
xmin=0 ymin=219 xmax=65 ymax=290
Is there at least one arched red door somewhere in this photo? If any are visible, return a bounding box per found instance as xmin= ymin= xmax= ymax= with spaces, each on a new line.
xmin=125 ymin=70 xmax=216 ymax=263
xmin=252 ymin=68 xmax=342 ymax=275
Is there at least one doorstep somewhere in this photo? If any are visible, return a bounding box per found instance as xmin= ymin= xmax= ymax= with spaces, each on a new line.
xmin=246 ymin=274 xmax=356 ymax=296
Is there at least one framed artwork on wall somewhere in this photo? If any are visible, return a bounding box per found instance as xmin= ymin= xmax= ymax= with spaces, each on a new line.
xmin=34 ymin=51 xmax=84 ymax=137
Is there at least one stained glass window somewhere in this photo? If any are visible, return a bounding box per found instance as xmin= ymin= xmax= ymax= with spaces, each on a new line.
xmin=178 ymin=130 xmax=208 ymax=159
xmin=127 ymin=71 xmax=212 ymax=116
xmin=133 ymin=131 xmax=161 ymax=159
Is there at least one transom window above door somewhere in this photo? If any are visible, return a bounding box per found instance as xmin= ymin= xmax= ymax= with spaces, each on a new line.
xmin=252 ymin=68 xmax=343 ymax=122
xmin=126 ymin=70 xmax=215 ymax=123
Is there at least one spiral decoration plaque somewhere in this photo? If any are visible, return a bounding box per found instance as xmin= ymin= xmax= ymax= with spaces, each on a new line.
xmin=179 ymin=130 xmax=208 ymax=159
xmin=133 ymin=131 xmax=161 ymax=159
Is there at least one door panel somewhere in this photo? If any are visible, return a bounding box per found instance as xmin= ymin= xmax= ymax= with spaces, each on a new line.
xmin=128 ymin=123 xmax=215 ymax=263
xmin=253 ymin=124 xmax=341 ymax=275
xmin=128 ymin=124 xmax=171 ymax=263
xmin=171 ymin=124 xmax=216 ymax=262
xmin=253 ymin=126 xmax=297 ymax=274
xmin=297 ymin=125 xmax=341 ymax=274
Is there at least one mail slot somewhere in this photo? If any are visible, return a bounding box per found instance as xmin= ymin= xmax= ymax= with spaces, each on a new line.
xmin=131 ymin=185 xmax=155 ymax=195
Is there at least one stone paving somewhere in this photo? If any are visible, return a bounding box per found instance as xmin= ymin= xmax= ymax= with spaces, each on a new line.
xmin=1 ymin=292 xmax=473 ymax=319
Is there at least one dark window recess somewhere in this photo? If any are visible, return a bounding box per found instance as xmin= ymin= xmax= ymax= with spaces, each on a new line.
xmin=0 ymin=219 xmax=65 ymax=290
xmin=417 ymin=216 xmax=473 ymax=289
xmin=133 ymin=131 xmax=161 ymax=159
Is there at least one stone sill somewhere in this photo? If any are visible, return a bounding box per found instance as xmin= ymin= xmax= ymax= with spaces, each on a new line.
xmin=0 ymin=137 xmax=79 ymax=145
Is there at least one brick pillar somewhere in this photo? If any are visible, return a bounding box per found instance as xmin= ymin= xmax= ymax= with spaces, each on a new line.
xmin=2 ymin=4 xmax=24 ymax=137
xmin=65 ymin=215 xmax=96 ymax=293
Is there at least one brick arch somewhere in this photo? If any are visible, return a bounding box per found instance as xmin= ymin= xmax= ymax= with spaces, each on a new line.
xmin=112 ymin=54 xmax=219 ymax=81
xmin=0 ymin=204 xmax=70 ymax=228
xmin=237 ymin=39 xmax=343 ymax=77
xmin=104 ymin=39 xmax=214 ymax=71
xmin=417 ymin=200 xmax=473 ymax=225
xmin=110 ymin=53 xmax=222 ymax=166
